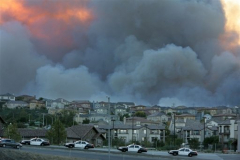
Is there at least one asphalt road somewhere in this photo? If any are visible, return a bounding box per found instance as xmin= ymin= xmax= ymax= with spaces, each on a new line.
xmin=13 ymin=145 xmax=240 ymax=160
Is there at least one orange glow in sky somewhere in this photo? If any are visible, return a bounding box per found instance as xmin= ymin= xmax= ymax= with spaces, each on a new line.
xmin=0 ymin=0 xmax=94 ymax=52
xmin=220 ymin=0 xmax=240 ymax=49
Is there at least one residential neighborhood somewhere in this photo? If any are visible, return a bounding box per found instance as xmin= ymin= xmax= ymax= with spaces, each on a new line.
xmin=0 ymin=93 xmax=239 ymax=152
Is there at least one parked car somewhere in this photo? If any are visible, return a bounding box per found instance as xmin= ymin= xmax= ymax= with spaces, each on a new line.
xmin=30 ymin=138 xmax=50 ymax=146
xmin=20 ymin=139 xmax=31 ymax=145
xmin=0 ymin=139 xmax=22 ymax=149
xmin=168 ymin=148 xmax=198 ymax=157
xmin=64 ymin=140 xmax=94 ymax=149
xmin=117 ymin=144 xmax=147 ymax=153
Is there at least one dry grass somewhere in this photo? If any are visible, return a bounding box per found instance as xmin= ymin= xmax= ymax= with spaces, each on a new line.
xmin=0 ymin=148 xmax=95 ymax=160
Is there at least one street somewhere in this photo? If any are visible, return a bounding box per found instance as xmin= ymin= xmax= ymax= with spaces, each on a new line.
xmin=12 ymin=145 xmax=240 ymax=160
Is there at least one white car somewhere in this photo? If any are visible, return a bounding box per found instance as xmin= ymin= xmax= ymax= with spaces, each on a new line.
xmin=117 ymin=144 xmax=147 ymax=153
xmin=168 ymin=148 xmax=198 ymax=157
xmin=64 ymin=140 xmax=94 ymax=149
xmin=30 ymin=138 xmax=50 ymax=146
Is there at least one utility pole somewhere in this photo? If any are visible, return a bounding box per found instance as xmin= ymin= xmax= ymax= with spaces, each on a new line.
xmin=106 ymin=96 xmax=111 ymax=160
xmin=173 ymin=112 xmax=176 ymax=147
xmin=204 ymin=117 xmax=206 ymax=143
xmin=132 ymin=112 xmax=135 ymax=142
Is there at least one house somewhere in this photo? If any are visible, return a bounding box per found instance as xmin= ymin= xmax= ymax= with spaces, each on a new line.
xmin=69 ymin=100 xmax=91 ymax=114
xmin=74 ymin=113 xmax=119 ymax=124
xmin=94 ymin=106 xmax=108 ymax=114
xmin=98 ymin=123 xmax=165 ymax=144
xmin=29 ymin=100 xmax=46 ymax=109
xmin=116 ymin=102 xmax=135 ymax=108
xmin=178 ymin=120 xmax=205 ymax=143
xmin=212 ymin=114 xmax=237 ymax=121
xmin=124 ymin=117 xmax=158 ymax=126
xmin=147 ymin=112 xmax=169 ymax=124
xmin=115 ymin=106 xmax=128 ymax=116
xmin=0 ymin=93 xmax=15 ymax=101
xmin=66 ymin=124 xmax=105 ymax=147
xmin=144 ymin=107 xmax=159 ymax=115
xmin=4 ymin=101 xmax=28 ymax=109
xmin=176 ymin=107 xmax=198 ymax=116
xmin=48 ymin=108 xmax=63 ymax=115
xmin=16 ymin=95 xmax=36 ymax=103
xmin=218 ymin=119 xmax=237 ymax=149
xmin=50 ymin=99 xmax=65 ymax=109
xmin=0 ymin=116 xmax=6 ymax=137
xmin=175 ymin=113 xmax=196 ymax=121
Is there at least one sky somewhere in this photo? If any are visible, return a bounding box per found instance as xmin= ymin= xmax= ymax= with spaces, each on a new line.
xmin=0 ymin=0 xmax=240 ymax=107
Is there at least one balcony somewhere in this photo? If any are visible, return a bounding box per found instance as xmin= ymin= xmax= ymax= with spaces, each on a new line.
xmin=219 ymin=130 xmax=230 ymax=135
xmin=224 ymin=130 xmax=230 ymax=134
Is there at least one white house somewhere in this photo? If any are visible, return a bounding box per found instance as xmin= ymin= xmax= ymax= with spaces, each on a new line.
xmin=0 ymin=93 xmax=15 ymax=101
xmin=4 ymin=101 xmax=28 ymax=109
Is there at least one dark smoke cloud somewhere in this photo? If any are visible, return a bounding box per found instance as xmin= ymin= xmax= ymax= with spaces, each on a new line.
xmin=1 ymin=0 xmax=240 ymax=107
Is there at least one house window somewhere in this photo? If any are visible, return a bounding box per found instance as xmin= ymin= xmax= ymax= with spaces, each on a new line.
xmin=144 ymin=129 xmax=147 ymax=134
xmin=119 ymin=130 xmax=127 ymax=134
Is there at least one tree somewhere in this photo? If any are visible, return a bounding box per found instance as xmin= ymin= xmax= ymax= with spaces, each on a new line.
xmin=58 ymin=109 xmax=77 ymax=127
xmin=119 ymin=113 xmax=129 ymax=121
xmin=188 ymin=138 xmax=200 ymax=149
xmin=82 ymin=118 xmax=90 ymax=124
xmin=203 ymin=136 xmax=219 ymax=148
xmin=46 ymin=119 xmax=67 ymax=145
xmin=134 ymin=111 xmax=146 ymax=118
xmin=4 ymin=123 xmax=21 ymax=142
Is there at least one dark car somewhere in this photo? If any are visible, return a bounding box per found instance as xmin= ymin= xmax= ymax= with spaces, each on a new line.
xmin=117 ymin=144 xmax=147 ymax=153
xmin=0 ymin=139 xmax=22 ymax=149
xmin=20 ymin=139 xmax=31 ymax=145
xmin=168 ymin=148 xmax=198 ymax=157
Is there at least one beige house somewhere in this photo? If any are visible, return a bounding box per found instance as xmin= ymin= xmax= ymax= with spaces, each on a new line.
xmin=29 ymin=100 xmax=46 ymax=109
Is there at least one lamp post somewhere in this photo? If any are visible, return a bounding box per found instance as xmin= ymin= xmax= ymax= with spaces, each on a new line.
xmin=106 ymin=96 xmax=111 ymax=160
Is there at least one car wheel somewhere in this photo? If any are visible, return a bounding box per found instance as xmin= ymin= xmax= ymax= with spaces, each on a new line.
xmin=188 ymin=153 xmax=192 ymax=157
xmin=122 ymin=149 xmax=126 ymax=152
xmin=84 ymin=146 xmax=88 ymax=149
xmin=16 ymin=145 xmax=20 ymax=149
xmin=2 ymin=144 xmax=6 ymax=148
xmin=40 ymin=143 xmax=44 ymax=146
xmin=173 ymin=152 xmax=177 ymax=156
xmin=138 ymin=150 xmax=142 ymax=153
